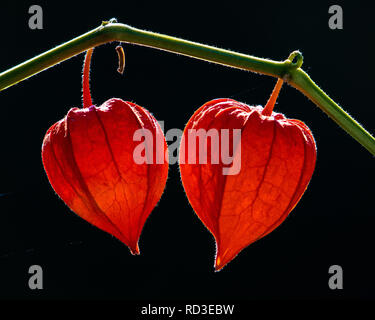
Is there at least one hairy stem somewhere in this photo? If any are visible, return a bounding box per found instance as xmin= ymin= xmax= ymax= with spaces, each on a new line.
xmin=0 ymin=21 xmax=374 ymax=156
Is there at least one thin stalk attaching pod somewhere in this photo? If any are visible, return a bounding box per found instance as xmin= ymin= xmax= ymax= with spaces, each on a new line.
xmin=82 ymin=48 xmax=94 ymax=108
xmin=262 ymin=78 xmax=284 ymax=117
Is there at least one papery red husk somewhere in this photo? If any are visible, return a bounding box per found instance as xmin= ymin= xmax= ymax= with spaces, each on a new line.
xmin=42 ymin=98 xmax=168 ymax=254
xmin=179 ymin=98 xmax=316 ymax=271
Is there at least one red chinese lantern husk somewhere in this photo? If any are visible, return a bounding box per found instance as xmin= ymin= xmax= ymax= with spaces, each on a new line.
xmin=42 ymin=49 xmax=168 ymax=254
xmin=179 ymin=79 xmax=316 ymax=271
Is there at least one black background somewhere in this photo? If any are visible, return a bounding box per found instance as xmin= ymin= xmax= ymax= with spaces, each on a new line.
xmin=0 ymin=0 xmax=374 ymax=305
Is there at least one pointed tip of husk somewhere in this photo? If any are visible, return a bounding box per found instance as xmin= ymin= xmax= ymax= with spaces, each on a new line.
xmin=129 ymin=242 xmax=140 ymax=255
xmin=214 ymin=246 xmax=230 ymax=272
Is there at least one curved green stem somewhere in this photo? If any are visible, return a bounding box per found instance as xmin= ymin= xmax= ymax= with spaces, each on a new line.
xmin=0 ymin=22 xmax=287 ymax=90
xmin=0 ymin=21 xmax=374 ymax=156
xmin=289 ymin=68 xmax=375 ymax=155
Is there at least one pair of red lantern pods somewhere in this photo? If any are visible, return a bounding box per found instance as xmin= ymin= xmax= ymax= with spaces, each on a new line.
xmin=42 ymin=48 xmax=316 ymax=271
